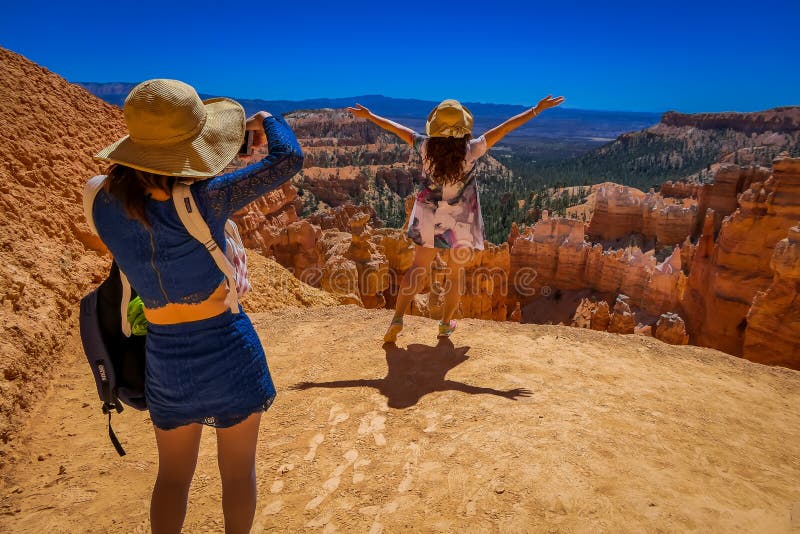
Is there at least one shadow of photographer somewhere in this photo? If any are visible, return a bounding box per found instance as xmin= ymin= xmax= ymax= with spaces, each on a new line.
xmin=291 ymin=338 xmax=532 ymax=408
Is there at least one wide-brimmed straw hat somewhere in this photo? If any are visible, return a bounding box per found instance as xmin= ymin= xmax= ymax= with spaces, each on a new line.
xmin=95 ymin=79 xmax=245 ymax=178
xmin=426 ymin=99 xmax=474 ymax=138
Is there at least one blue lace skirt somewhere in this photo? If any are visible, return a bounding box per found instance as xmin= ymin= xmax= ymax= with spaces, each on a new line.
xmin=145 ymin=309 xmax=276 ymax=430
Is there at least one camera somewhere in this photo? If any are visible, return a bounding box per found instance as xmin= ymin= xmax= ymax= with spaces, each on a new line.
xmin=238 ymin=130 xmax=255 ymax=156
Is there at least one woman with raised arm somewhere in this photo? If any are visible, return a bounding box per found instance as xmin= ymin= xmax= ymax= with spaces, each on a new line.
xmin=348 ymin=95 xmax=564 ymax=342
xmin=88 ymin=79 xmax=304 ymax=533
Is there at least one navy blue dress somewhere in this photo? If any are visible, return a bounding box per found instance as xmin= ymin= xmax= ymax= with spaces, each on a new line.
xmin=92 ymin=115 xmax=304 ymax=429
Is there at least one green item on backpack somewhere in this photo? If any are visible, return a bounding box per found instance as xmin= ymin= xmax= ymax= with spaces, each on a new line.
xmin=127 ymin=296 xmax=148 ymax=336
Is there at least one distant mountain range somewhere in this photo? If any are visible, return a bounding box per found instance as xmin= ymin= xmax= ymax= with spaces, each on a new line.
xmin=75 ymin=82 xmax=662 ymax=143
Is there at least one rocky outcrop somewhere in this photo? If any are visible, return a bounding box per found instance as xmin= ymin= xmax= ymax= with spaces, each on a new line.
xmin=375 ymin=165 xmax=422 ymax=198
xmin=683 ymin=156 xmax=800 ymax=357
xmin=0 ymin=47 xmax=126 ymax=453
xmin=694 ymin=163 xmax=771 ymax=236
xmin=572 ymin=296 xmax=690 ymax=341
xmin=298 ymin=166 xmax=369 ymax=206
xmin=572 ymin=298 xmax=612 ymax=331
xmin=653 ymin=313 xmax=689 ymax=345
xmin=512 ymin=214 xmax=687 ymax=317
xmin=587 ymin=184 xmax=697 ymax=247
xmin=608 ymin=295 xmax=636 ymax=334
xmin=743 ymin=221 xmax=800 ymax=369
xmin=284 ymin=109 xmax=421 ymax=211
xmin=661 ymin=107 xmax=800 ymax=134
xmin=317 ymin=213 xmax=390 ymax=308
xmin=305 ymin=204 xmax=379 ymax=232
xmin=587 ymin=185 xmax=647 ymax=242
xmin=660 ymin=180 xmax=699 ymax=199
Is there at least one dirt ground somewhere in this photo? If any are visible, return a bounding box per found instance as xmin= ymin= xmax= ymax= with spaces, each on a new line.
xmin=1 ymin=306 xmax=799 ymax=533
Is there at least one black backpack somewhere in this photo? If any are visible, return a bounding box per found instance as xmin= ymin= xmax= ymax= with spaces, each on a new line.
xmin=79 ymin=261 xmax=146 ymax=456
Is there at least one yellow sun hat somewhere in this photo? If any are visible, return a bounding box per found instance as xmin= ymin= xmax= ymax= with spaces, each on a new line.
xmin=95 ymin=79 xmax=245 ymax=178
xmin=425 ymin=99 xmax=474 ymax=138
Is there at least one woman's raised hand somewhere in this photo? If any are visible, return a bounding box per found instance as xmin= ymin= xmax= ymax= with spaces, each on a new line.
xmin=347 ymin=103 xmax=372 ymax=119
xmin=534 ymin=95 xmax=565 ymax=113
xmin=245 ymin=111 xmax=272 ymax=147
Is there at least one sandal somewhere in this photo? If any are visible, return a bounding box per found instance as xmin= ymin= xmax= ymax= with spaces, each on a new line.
xmin=384 ymin=317 xmax=404 ymax=343
xmin=438 ymin=319 xmax=457 ymax=338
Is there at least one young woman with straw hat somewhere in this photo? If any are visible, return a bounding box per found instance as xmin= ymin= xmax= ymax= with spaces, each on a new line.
xmin=89 ymin=79 xmax=304 ymax=533
xmin=348 ymin=95 xmax=564 ymax=342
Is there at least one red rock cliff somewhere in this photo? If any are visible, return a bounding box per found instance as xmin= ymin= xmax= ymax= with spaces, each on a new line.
xmin=0 ymin=47 xmax=126 ymax=452
xmin=683 ymin=155 xmax=800 ymax=357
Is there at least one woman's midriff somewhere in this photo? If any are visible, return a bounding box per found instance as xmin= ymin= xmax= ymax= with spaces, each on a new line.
xmin=144 ymin=282 xmax=230 ymax=325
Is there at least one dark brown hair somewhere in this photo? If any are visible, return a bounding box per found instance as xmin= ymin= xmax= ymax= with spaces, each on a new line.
xmin=424 ymin=134 xmax=471 ymax=186
xmin=104 ymin=164 xmax=174 ymax=226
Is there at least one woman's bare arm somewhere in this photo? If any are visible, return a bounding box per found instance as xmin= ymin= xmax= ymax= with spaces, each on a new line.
xmin=347 ymin=103 xmax=415 ymax=145
xmin=484 ymin=95 xmax=565 ymax=148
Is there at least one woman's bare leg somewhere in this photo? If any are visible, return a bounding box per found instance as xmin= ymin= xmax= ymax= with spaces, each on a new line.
xmin=385 ymin=246 xmax=438 ymax=342
xmin=151 ymin=423 xmax=203 ymax=534
xmin=216 ymin=412 xmax=263 ymax=534
xmin=441 ymin=248 xmax=467 ymax=324
xmin=392 ymin=246 xmax=438 ymax=321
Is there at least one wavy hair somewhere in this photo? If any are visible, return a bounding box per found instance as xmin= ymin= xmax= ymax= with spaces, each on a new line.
xmin=424 ymin=134 xmax=471 ymax=186
xmin=104 ymin=164 xmax=174 ymax=226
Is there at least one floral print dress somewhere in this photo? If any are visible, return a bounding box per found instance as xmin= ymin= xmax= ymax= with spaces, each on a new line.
xmin=406 ymin=133 xmax=488 ymax=250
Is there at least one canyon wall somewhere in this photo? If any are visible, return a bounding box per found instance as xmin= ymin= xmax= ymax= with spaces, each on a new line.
xmin=661 ymin=108 xmax=800 ymax=134
xmin=684 ymin=156 xmax=800 ymax=361
xmin=587 ymin=184 xmax=697 ymax=247
xmin=508 ymin=154 xmax=800 ymax=367
xmin=0 ymin=47 xmax=126 ymax=451
xmin=743 ymin=222 xmax=800 ymax=367
xmin=511 ymin=214 xmax=686 ymax=320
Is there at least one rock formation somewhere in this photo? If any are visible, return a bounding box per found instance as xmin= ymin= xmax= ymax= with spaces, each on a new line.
xmin=608 ymin=295 xmax=636 ymax=334
xmin=693 ymin=162 xmax=771 ymax=236
xmin=512 ymin=215 xmax=686 ymax=316
xmin=742 ymin=221 xmax=800 ymax=369
xmin=587 ymin=184 xmax=697 ymax=247
xmin=305 ymin=204 xmax=379 ymax=232
xmin=653 ymin=313 xmax=689 ymax=345
xmin=660 ymin=180 xmax=699 ymax=198
xmin=683 ymin=155 xmax=800 ymax=358
xmin=660 ymin=107 xmax=800 ymax=134
xmin=0 ymin=47 xmax=126 ymax=450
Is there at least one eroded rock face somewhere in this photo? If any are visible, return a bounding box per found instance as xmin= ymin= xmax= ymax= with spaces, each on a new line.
xmin=587 ymin=184 xmax=697 ymax=247
xmin=660 ymin=181 xmax=699 ymax=199
xmin=512 ymin=216 xmax=686 ymax=318
xmin=0 ymin=47 xmax=127 ymax=453
xmin=572 ymin=298 xmax=611 ymax=331
xmin=654 ymin=313 xmax=689 ymax=345
xmin=286 ymin=109 xmax=421 ymax=211
xmin=684 ymin=156 xmax=800 ymax=357
xmin=694 ymin=163 xmax=771 ymax=236
xmin=588 ymin=185 xmax=647 ymax=242
xmin=661 ymin=108 xmax=800 ymax=134
xmin=306 ymin=204 xmax=379 ymax=232
xmin=743 ymin=221 xmax=800 ymax=369
xmin=608 ymin=295 xmax=636 ymax=334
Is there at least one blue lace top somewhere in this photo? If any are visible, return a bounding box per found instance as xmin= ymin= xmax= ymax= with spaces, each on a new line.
xmin=92 ymin=115 xmax=304 ymax=309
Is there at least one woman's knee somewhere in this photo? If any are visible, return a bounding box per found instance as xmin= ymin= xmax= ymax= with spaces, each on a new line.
xmin=219 ymin=468 xmax=256 ymax=489
xmin=216 ymin=412 xmax=262 ymax=479
xmin=153 ymin=424 xmax=202 ymax=485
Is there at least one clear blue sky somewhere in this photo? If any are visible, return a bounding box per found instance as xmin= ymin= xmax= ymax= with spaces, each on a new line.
xmin=2 ymin=0 xmax=798 ymax=112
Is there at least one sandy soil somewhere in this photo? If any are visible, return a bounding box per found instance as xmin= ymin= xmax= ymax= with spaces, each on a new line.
xmin=1 ymin=306 xmax=799 ymax=533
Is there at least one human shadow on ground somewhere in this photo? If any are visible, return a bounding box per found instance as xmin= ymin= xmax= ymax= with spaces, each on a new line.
xmin=290 ymin=338 xmax=532 ymax=409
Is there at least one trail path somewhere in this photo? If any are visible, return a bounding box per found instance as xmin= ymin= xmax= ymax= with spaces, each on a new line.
xmin=2 ymin=306 xmax=799 ymax=533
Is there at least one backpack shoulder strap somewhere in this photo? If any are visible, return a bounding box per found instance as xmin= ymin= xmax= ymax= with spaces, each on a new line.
xmin=83 ymin=175 xmax=107 ymax=235
xmin=82 ymin=175 xmax=133 ymax=337
xmin=172 ymin=182 xmax=240 ymax=314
